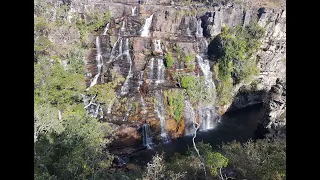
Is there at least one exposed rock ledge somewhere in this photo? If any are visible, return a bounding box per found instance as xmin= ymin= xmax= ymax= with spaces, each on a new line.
xmin=258 ymin=78 xmax=286 ymax=137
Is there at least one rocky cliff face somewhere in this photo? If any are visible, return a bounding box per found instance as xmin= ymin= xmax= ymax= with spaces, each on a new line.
xmin=68 ymin=0 xmax=285 ymax=143
xmin=258 ymin=78 xmax=286 ymax=135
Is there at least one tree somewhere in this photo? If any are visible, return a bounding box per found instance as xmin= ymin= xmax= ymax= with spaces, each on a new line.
xmin=222 ymin=138 xmax=286 ymax=180
xmin=143 ymin=154 xmax=186 ymax=180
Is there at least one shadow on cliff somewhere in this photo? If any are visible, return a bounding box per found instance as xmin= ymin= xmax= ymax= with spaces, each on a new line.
xmin=207 ymin=34 xmax=223 ymax=62
xmin=226 ymin=87 xmax=267 ymax=113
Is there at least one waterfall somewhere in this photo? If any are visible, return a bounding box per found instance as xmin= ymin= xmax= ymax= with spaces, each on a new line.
xmin=196 ymin=54 xmax=216 ymax=95
xmin=195 ymin=19 xmax=203 ymax=38
xmin=141 ymin=14 xmax=154 ymax=37
xmin=92 ymin=103 xmax=100 ymax=118
xmin=121 ymin=19 xmax=126 ymax=31
xmin=199 ymin=107 xmax=219 ymax=131
xmin=154 ymin=90 xmax=170 ymax=143
xmin=186 ymin=27 xmax=192 ymax=37
xmin=154 ymin=39 xmax=163 ymax=53
xmin=103 ymin=23 xmax=109 ymax=35
xmin=120 ymin=38 xmax=133 ymax=95
xmin=132 ymin=6 xmax=137 ymax=16
xmin=86 ymin=36 xmax=103 ymax=91
xmin=118 ymin=38 xmax=123 ymax=57
xmin=109 ymin=38 xmax=121 ymax=63
xmin=141 ymin=123 xmax=153 ymax=149
xmin=147 ymin=58 xmax=154 ymax=80
xmin=138 ymin=71 xmax=144 ymax=90
xmin=155 ymin=58 xmax=165 ymax=84
xmin=184 ymin=100 xmax=196 ymax=136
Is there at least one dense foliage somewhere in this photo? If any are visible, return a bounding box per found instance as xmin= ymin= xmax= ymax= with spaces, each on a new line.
xmin=177 ymin=74 xmax=214 ymax=106
xmin=164 ymin=52 xmax=174 ymax=68
xmin=222 ymin=138 xmax=286 ymax=180
xmin=34 ymin=1 xmax=114 ymax=179
xmin=209 ymin=22 xmax=265 ymax=105
xmin=163 ymin=89 xmax=185 ymax=122
xmin=141 ymin=138 xmax=285 ymax=180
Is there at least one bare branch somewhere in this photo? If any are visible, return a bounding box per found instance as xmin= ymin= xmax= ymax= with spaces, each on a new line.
xmin=186 ymin=101 xmax=207 ymax=177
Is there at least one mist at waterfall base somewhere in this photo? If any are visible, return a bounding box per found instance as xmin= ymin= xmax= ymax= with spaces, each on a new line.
xmin=128 ymin=103 xmax=264 ymax=166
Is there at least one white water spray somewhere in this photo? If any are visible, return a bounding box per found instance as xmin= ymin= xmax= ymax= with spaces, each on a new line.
xmin=155 ymin=58 xmax=165 ymax=84
xmin=103 ymin=23 xmax=109 ymax=35
xmin=196 ymin=19 xmax=203 ymax=38
xmin=132 ymin=6 xmax=137 ymax=16
xmin=147 ymin=58 xmax=154 ymax=80
xmin=86 ymin=36 xmax=103 ymax=91
xmin=154 ymin=90 xmax=170 ymax=143
xmin=120 ymin=38 xmax=133 ymax=95
xmin=121 ymin=19 xmax=126 ymax=31
xmin=141 ymin=14 xmax=154 ymax=37
xmin=154 ymin=39 xmax=163 ymax=53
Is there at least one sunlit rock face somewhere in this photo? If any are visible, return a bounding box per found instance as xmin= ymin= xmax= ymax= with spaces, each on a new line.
xmin=75 ymin=0 xmax=285 ymax=145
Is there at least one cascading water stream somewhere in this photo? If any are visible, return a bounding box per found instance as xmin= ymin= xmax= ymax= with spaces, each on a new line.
xmin=196 ymin=54 xmax=216 ymax=94
xmin=186 ymin=27 xmax=192 ymax=37
xmin=141 ymin=14 xmax=154 ymax=37
xmin=154 ymin=90 xmax=170 ymax=143
xmin=86 ymin=36 xmax=103 ymax=91
xmin=121 ymin=19 xmax=126 ymax=31
xmin=155 ymin=58 xmax=165 ymax=84
xmin=184 ymin=100 xmax=196 ymax=136
xmin=154 ymin=39 xmax=163 ymax=54
xmin=132 ymin=6 xmax=137 ymax=16
xmin=195 ymin=19 xmax=203 ymax=38
xmin=141 ymin=123 xmax=153 ymax=149
xmin=147 ymin=58 xmax=154 ymax=80
xmin=198 ymin=107 xmax=219 ymax=131
xmin=138 ymin=71 xmax=144 ymax=90
xmin=109 ymin=38 xmax=120 ymax=61
xmin=103 ymin=23 xmax=109 ymax=35
xmin=120 ymin=38 xmax=133 ymax=95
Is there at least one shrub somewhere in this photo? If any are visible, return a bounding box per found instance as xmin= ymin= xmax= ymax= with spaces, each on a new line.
xmin=183 ymin=54 xmax=196 ymax=70
xmin=209 ymin=22 xmax=265 ymax=105
xmin=178 ymin=74 xmax=214 ymax=105
xmin=164 ymin=89 xmax=185 ymax=122
xmin=164 ymin=52 xmax=174 ymax=68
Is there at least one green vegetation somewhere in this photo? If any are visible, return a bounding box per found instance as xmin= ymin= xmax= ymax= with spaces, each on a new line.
xmin=164 ymin=52 xmax=174 ymax=68
xmin=76 ymin=10 xmax=111 ymax=43
xmin=183 ymin=54 xmax=196 ymax=70
xmin=196 ymin=142 xmax=229 ymax=177
xmin=87 ymin=71 xmax=124 ymax=106
xmin=178 ymin=74 xmax=214 ymax=106
xmin=210 ymin=22 xmax=265 ymax=105
xmin=222 ymin=138 xmax=286 ymax=179
xmin=164 ymin=89 xmax=185 ymax=123
xmin=34 ymin=1 xmax=284 ymax=179
xmin=141 ymin=138 xmax=286 ymax=180
xmin=34 ymin=1 xmax=115 ymax=179
xmin=172 ymin=43 xmax=196 ymax=71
